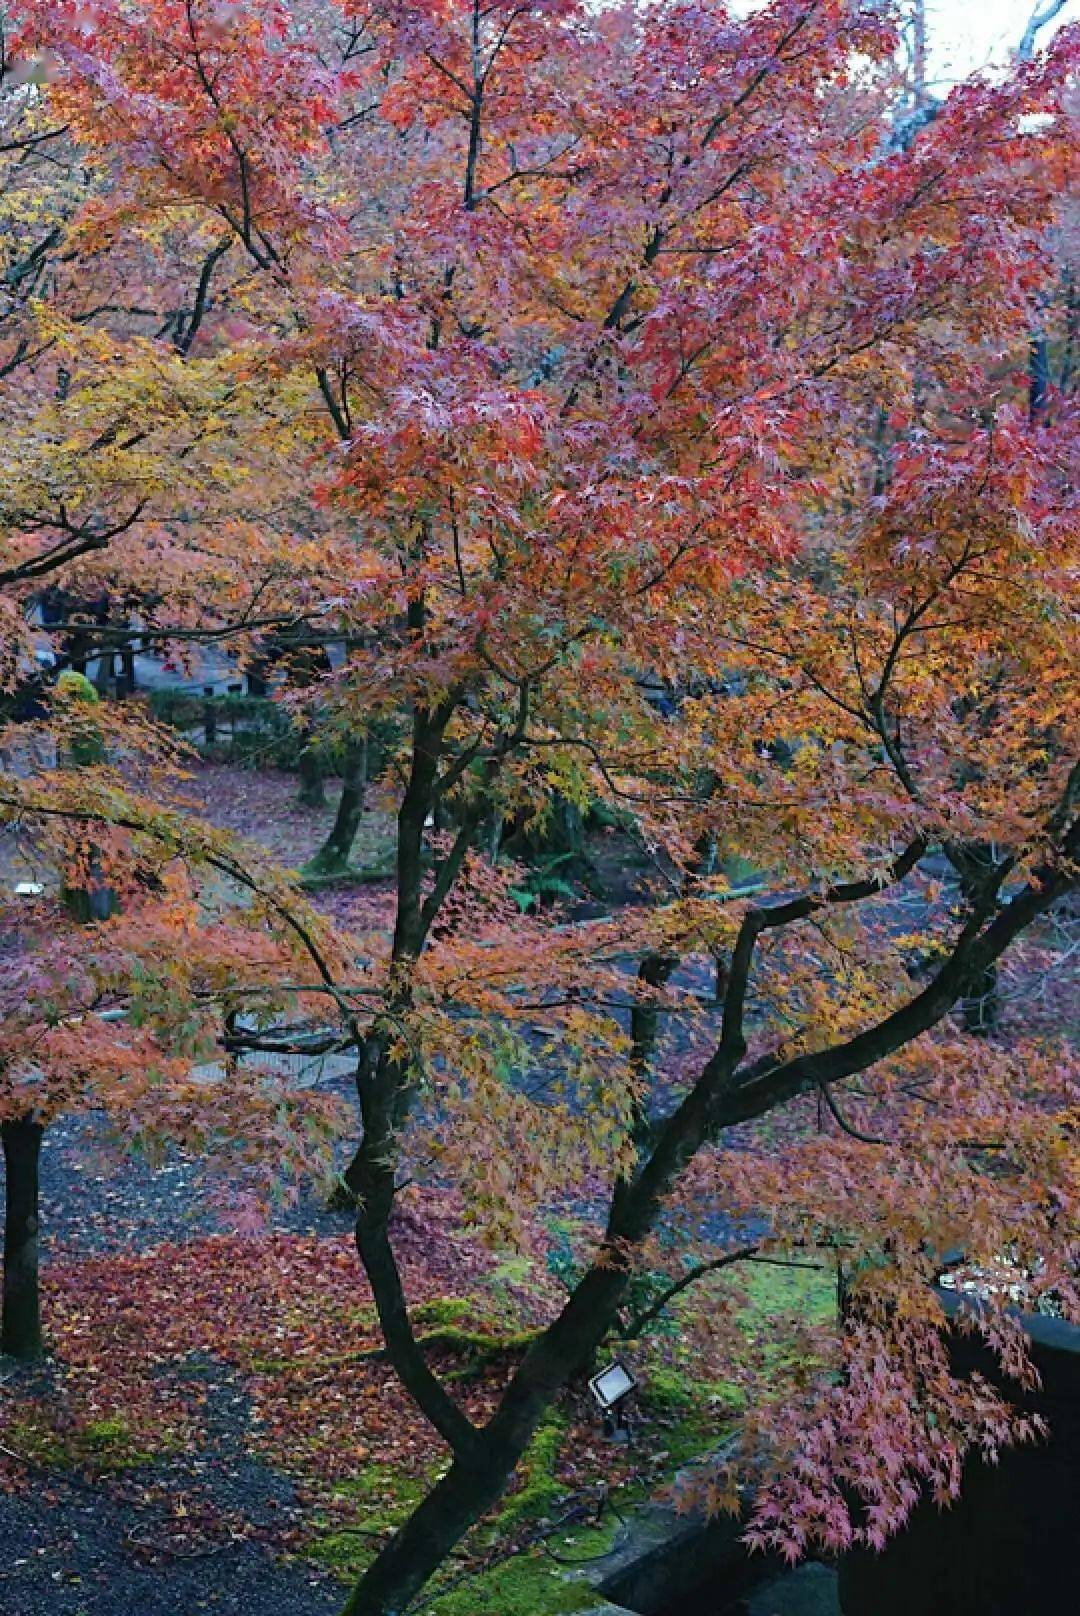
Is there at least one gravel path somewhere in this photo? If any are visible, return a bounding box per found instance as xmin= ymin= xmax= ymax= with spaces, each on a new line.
xmin=0 ymin=1474 xmax=343 ymax=1616
xmin=1 ymin=1343 xmax=349 ymax=1616
xmin=38 ymin=1067 xmax=359 ymax=1257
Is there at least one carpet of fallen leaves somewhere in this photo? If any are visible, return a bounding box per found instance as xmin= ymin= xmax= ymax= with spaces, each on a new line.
xmin=165 ymin=763 xmax=399 ymax=935
xmin=0 ymin=1190 xmax=669 ymax=1571
xmin=164 ymin=765 xmax=393 ymax=876
xmin=1 ymin=761 xmax=399 ymax=935
xmin=6 ymin=1194 xmax=494 ymax=1464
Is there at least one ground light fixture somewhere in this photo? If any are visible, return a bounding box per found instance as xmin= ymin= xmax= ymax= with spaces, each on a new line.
xmin=588 ymin=1359 xmax=638 ymax=1410
xmin=588 ymin=1359 xmax=639 ymax=1440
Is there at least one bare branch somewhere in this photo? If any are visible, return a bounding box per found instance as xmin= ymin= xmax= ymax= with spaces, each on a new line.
xmin=1018 ymin=0 xmax=1069 ymax=61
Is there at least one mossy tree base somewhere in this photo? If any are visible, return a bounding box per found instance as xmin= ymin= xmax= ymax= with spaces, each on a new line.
xmin=299 ymin=855 xmax=395 ymax=889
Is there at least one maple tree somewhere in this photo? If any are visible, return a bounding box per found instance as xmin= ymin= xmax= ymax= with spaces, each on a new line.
xmin=1 ymin=3 xmax=1078 ymax=1614
xmin=0 ymin=52 xmax=340 ymax=1339
xmin=0 ymin=681 xmax=347 ymax=1357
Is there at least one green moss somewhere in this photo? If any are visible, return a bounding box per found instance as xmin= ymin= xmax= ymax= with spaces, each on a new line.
xmin=641 ymin=1365 xmax=696 ymax=1412
xmin=80 ymin=1416 xmax=129 ymax=1448
xmin=298 ymin=857 xmax=395 ymax=889
xmin=307 ymin=1462 xmax=435 ymax=1579
xmin=643 ymin=1363 xmax=741 ymax=1417
xmin=301 ymin=1267 xmax=835 ymax=1606
xmin=632 ymin=1260 xmax=835 ymax=1458
xmin=333 ymin=1462 xmax=431 ymax=1515
xmin=410 ymin=1295 xmax=540 ymax=1367
xmin=304 ymin=1415 xmax=612 ymax=1606
xmin=427 ymin=1548 xmax=603 ymax=1615
xmin=5 ymin=1413 xmax=160 ymax=1471
xmin=637 ymin=1367 xmax=741 ymax=1468
xmin=412 ymin=1296 xmax=472 ymax=1329
xmin=56 ymin=670 xmax=100 ymax=705
xmin=735 ymin=1261 xmax=836 ymax=1327
xmin=488 ymin=1255 xmax=534 ymax=1291
xmin=306 ymin=1527 xmax=381 ymax=1578
xmin=492 ymin=1415 xmax=567 ymax=1533
xmin=427 ymin=1322 xmax=539 ymax=1355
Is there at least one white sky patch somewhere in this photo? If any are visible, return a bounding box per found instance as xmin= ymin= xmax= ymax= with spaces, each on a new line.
xmin=923 ymin=0 xmax=1077 ymax=83
xmin=733 ymin=2 xmax=1077 ymax=85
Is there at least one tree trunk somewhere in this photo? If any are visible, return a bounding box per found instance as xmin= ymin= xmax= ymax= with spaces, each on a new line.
xmin=118 ymin=644 xmax=137 ymax=697
xmin=68 ymin=628 xmax=89 ymax=676
xmin=338 ymin=1444 xmax=527 ymax=1616
xmin=953 ymin=850 xmax=1001 ymax=1035
xmin=307 ymin=740 xmax=367 ymax=877
xmin=1029 ymin=330 xmax=1050 ymax=420
xmin=61 ymin=865 xmax=118 ymax=923
xmin=339 ymin=1259 xmax=628 ymax=1616
xmin=336 ymin=822 xmax=1076 ymax=1616
xmin=297 ymin=731 xmax=328 ymax=809
xmin=2 ymin=1118 xmax=44 ymax=1361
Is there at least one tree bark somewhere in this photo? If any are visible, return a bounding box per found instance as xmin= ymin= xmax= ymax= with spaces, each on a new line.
xmin=950 ymin=846 xmax=1002 ymax=1036
xmin=339 ymin=1259 xmax=630 ymax=1616
xmin=297 ymin=730 xmax=328 ymax=808
xmin=961 ymin=961 xmax=1000 ymax=1036
xmin=307 ymin=740 xmax=367 ymax=876
xmin=2 ymin=1117 xmax=45 ymax=1361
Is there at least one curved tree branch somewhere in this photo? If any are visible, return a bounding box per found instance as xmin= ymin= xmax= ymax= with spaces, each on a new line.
xmin=1018 ymin=0 xmax=1069 ymax=61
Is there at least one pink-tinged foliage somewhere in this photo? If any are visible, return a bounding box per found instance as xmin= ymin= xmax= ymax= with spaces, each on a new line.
xmin=1 ymin=0 xmax=1077 ymax=1593
xmin=738 ymin=1315 xmax=1047 ymax=1559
